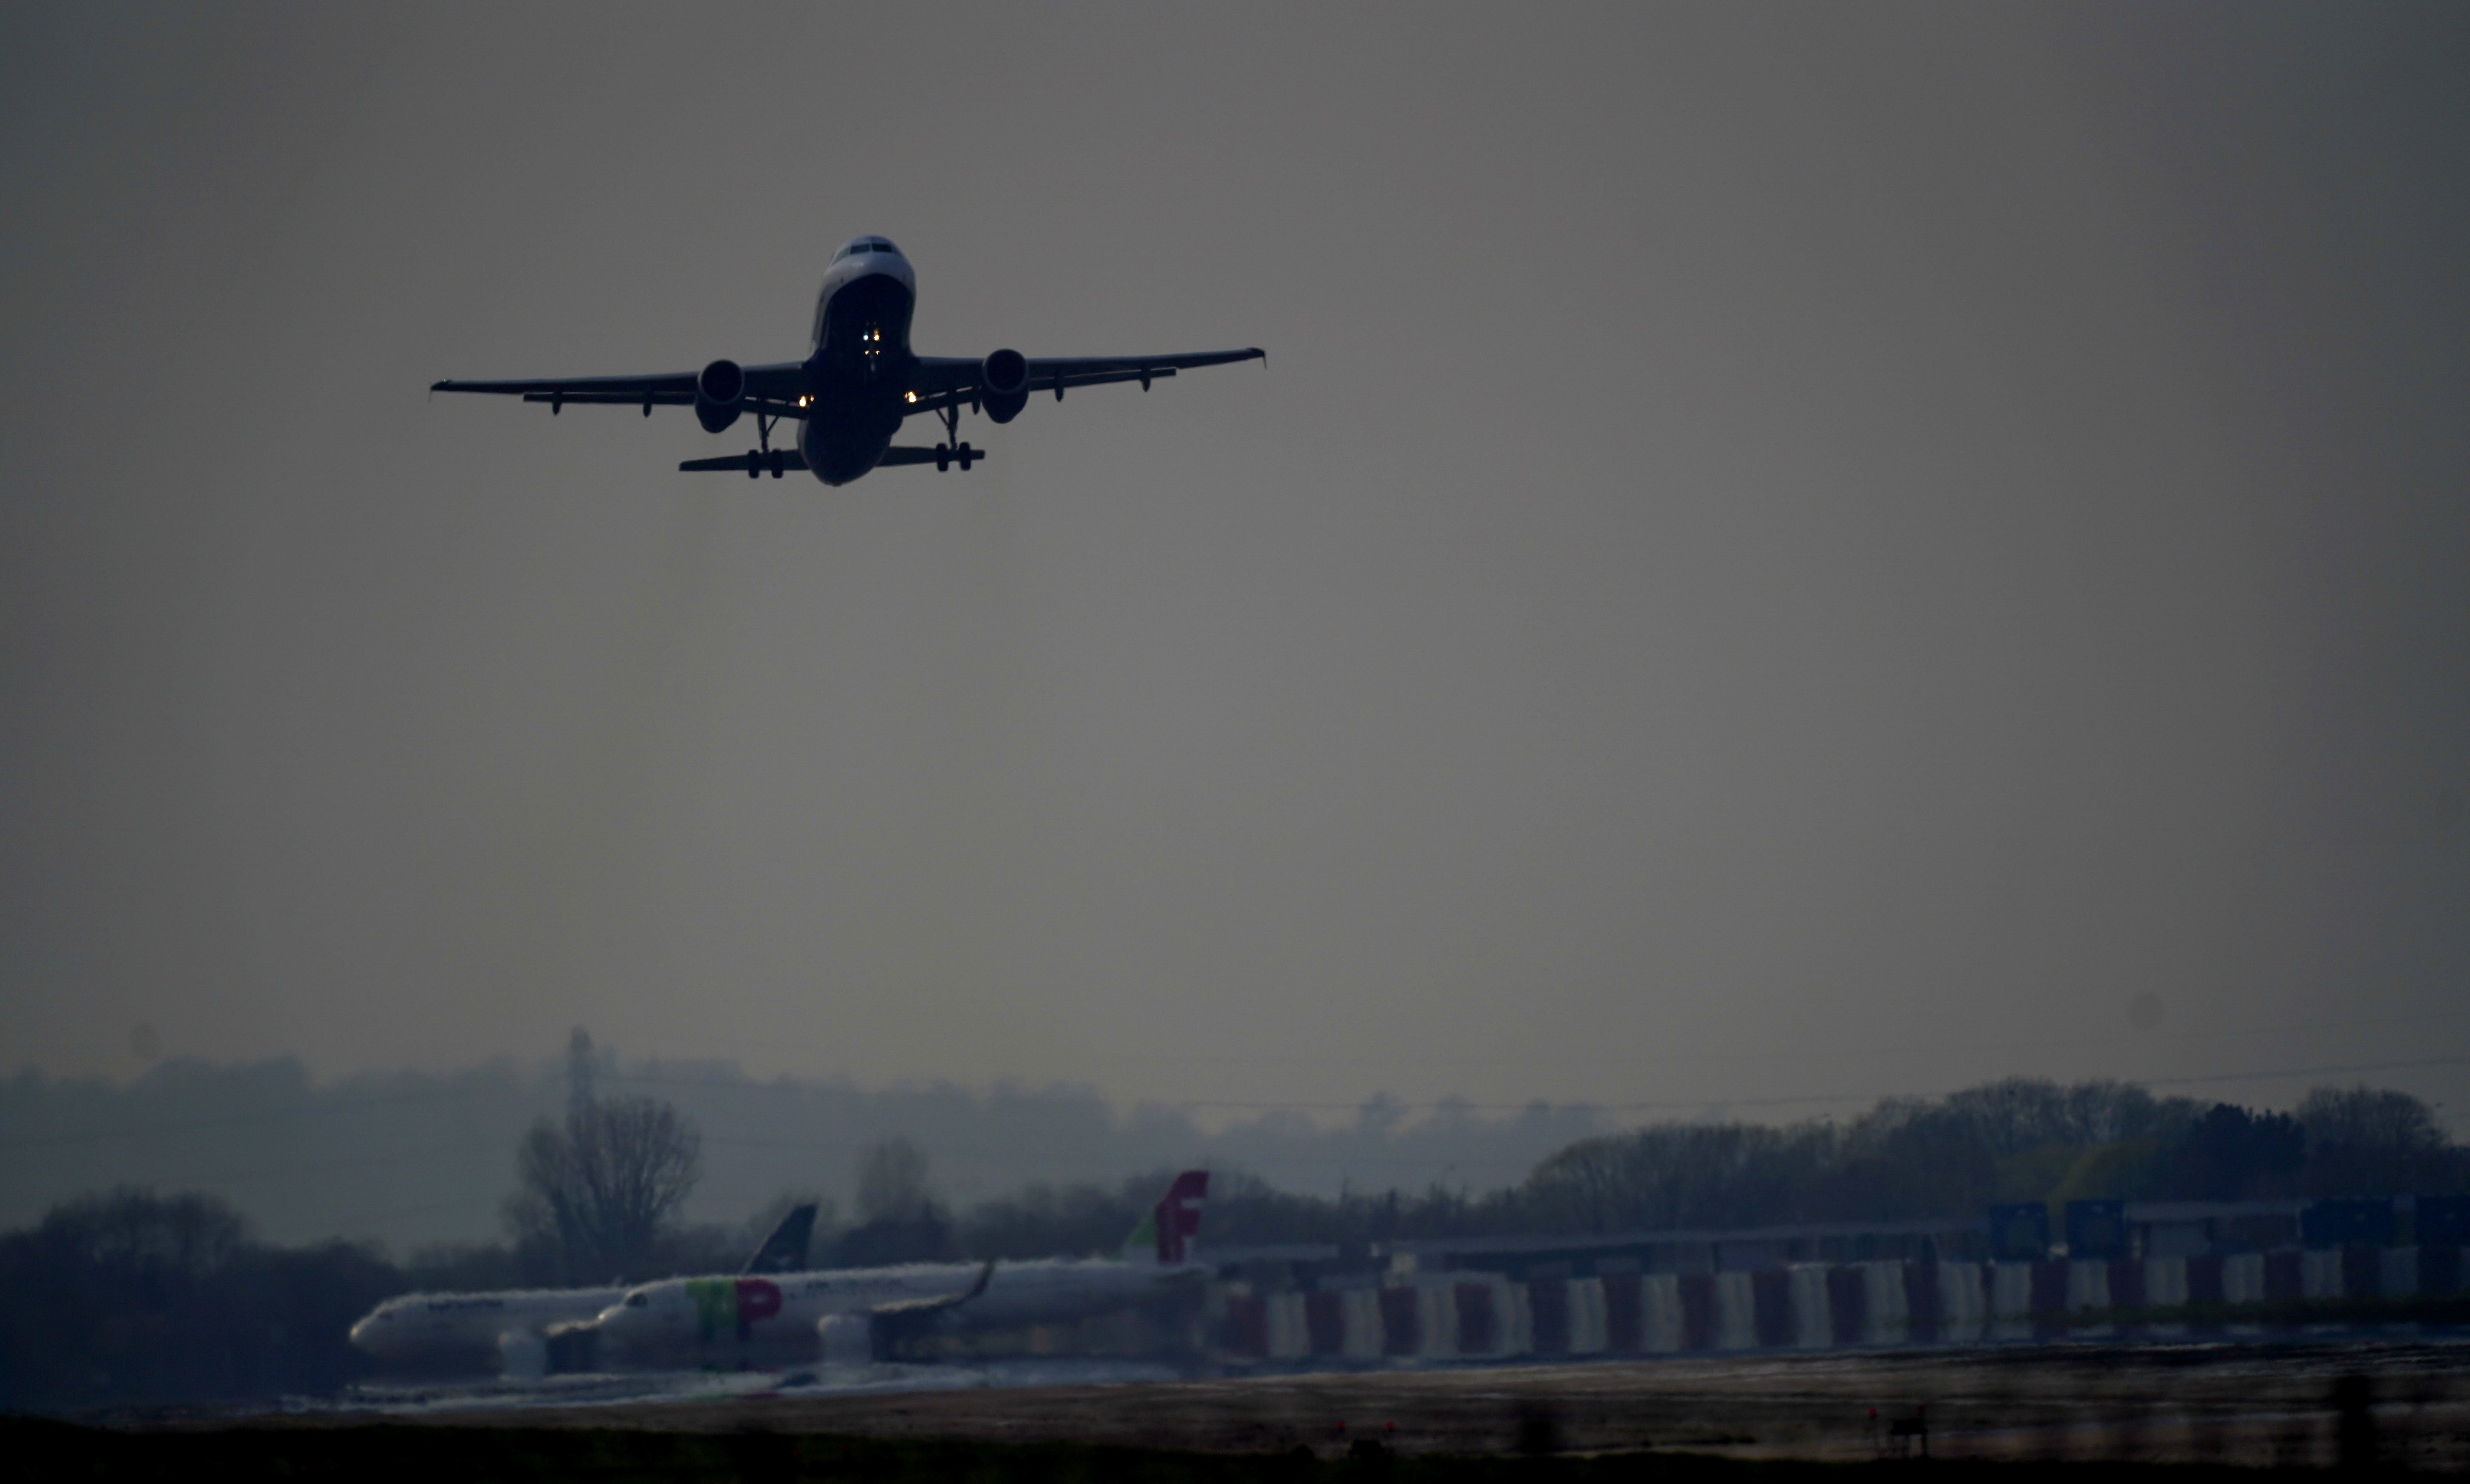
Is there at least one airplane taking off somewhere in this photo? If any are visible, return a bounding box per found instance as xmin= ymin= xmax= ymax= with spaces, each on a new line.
xmin=588 ymin=1171 xmax=1209 ymax=1368
xmin=346 ymin=1202 xmax=817 ymax=1374
xmin=432 ymin=237 xmax=1264 ymax=485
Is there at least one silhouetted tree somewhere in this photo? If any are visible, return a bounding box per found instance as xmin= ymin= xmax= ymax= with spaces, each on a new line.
xmin=828 ymin=1137 xmax=953 ymax=1266
xmin=2162 ymin=1104 xmax=2306 ymax=1200
xmin=503 ymin=1094 xmax=701 ymax=1284
xmin=856 ymin=1135 xmax=930 ymax=1223
xmin=0 ymin=1189 xmax=394 ymax=1409
xmin=959 ymin=1179 xmax=1145 ymax=1260
xmin=2296 ymin=1085 xmax=2459 ymax=1196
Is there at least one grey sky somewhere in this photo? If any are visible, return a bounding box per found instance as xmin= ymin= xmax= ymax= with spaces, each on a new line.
xmin=4 ymin=5 xmax=2466 ymax=1135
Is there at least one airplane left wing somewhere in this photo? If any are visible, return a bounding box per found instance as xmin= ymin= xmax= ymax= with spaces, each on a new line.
xmin=865 ymin=1260 xmax=996 ymax=1321
xmin=906 ymin=348 xmax=1264 ymax=414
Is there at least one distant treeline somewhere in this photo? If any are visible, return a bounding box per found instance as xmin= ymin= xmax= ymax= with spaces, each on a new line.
xmin=2 ymin=1077 xmax=2461 ymax=1412
xmin=982 ymin=1080 xmax=2468 ymax=1252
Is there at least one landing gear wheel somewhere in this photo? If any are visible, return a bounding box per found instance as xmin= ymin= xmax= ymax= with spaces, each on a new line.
xmin=769 ymin=449 xmax=785 ymax=479
xmin=957 ymin=442 xmax=976 ymax=470
xmin=745 ymin=451 xmax=761 ymax=479
xmin=934 ymin=444 xmax=951 ymax=472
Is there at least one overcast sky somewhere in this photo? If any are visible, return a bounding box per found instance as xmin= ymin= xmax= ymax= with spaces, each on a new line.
xmin=3 ymin=3 xmax=2466 ymax=1131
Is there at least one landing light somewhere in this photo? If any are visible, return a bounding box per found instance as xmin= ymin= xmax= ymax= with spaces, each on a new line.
xmin=798 ymin=395 xmax=811 ymax=408
xmin=904 ymin=391 xmax=917 ymax=403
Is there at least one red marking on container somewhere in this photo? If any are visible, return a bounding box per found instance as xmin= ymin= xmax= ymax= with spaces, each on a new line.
xmin=1454 ymin=1282 xmax=1496 ymax=1354
xmin=1601 ymin=1272 xmax=1643 ymax=1353
xmin=1902 ymin=1262 xmax=1940 ymax=1343
xmin=1378 ymin=1286 xmax=1420 ymax=1356
xmin=1677 ymin=1273 xmax=1717 ymax=1351
xmin=1827 ymin=1265 xmax=1868 ymax=1345
xmin=1751 ymin=1268 xmax=1794 ymax=1348
xmin=2107 ymin=1258 xmax=2146 ymax=1312
xmin=1305 ymin=1290 xmax=1346 ymax=1356
xmin=1225 ymin=1293 xmax=1269 ymax=1358
xmin=1527 ymin=1278 xmax=1569 ymax=1355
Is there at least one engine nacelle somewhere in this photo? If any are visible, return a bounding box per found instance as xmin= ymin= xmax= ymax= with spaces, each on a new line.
xmin=695 ymin=358 xmax=746 ymax=434
xmin=541 ymin=1320 xmax=600 ymax=1375
xmin=816 ymin=1312 xmax=879 ymax=1368
xmin=496 ymin=1327 xmax=547 ymax=1379
xmin=981 ymin=348 xmax=1029 ymax=424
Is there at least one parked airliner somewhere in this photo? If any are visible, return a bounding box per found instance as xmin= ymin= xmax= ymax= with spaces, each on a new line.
xmin=432 ymin=238 xmax=1263 ymax=484
xmin=587 ymin=1171 xmax=1209 ymax=1367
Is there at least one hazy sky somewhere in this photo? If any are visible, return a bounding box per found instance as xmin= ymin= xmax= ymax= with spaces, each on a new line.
xmin=4 ymin=4 xmax=2466 ymax=1129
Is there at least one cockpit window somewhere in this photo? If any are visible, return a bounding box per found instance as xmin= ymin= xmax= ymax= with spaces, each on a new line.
xmin=624 ymin=1291 xmax=650 ymax=1307
xmin=871 ymin=239 xmax=900 ymax=256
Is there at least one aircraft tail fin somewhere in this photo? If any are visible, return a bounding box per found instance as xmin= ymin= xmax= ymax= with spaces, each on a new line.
xmin=1123 ymin=1170 xmax=1208 ymax=1265
xmin=741 ymin=1203 xmax=818 ymax=1275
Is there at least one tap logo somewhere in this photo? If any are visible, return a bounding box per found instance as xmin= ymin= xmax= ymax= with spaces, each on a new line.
xmin=685 ymin=1277 xmax=784 ymax=1343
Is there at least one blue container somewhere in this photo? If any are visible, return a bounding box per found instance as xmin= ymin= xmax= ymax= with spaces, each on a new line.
xmin=2415 ymin=1195 xmax=2470 ymax=1247
xmin=2301 ymin=1197 xmax=2395 ymax=1247
xmin=1988 ymin=1203 xmax=2051 ymax=1261
xmin=2066 ymin=1198 xmax=2129 ymax=1258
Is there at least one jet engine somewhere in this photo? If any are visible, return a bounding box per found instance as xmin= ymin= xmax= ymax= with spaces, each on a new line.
xmin=694 ymin=358 xmax=746 ymax=433
xmin=981 ymin=348 xmax=1029 ymax=423
xmin=496 ymin=1327 xmax=547 ymax=1379
xmin=816 ymin=1312 xmax=880 ymax=1367
xmin=542 ymin=1320 xmax=599 ymax=1374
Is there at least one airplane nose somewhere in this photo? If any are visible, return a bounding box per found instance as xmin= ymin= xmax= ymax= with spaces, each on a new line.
xmin=348 ymin=1317 xmax=377 ymax=1352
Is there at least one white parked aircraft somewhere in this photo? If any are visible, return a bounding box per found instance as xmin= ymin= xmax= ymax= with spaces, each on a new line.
xmin=432 ymin=237 xmax=1263 ymax=484
xmin=346 ymin=1203 xmax=816 ymax=1374
xmin=589 ymin=1171 xmax=1209 ymax=1367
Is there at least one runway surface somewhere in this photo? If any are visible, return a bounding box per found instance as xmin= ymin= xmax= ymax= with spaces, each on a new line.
xmin=293 ymin=1334 xmax=2470 ymax=1467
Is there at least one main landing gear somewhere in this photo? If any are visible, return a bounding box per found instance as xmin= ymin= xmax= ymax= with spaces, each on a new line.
xmin=743 ymin=412 xmax=784 ymax=479
xmin=933 ymin=401 xmax=977 ymax=472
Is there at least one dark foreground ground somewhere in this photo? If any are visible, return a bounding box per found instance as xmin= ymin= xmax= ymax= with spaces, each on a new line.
xmin=25 ymin=1339 xmax=2470 ymax=1476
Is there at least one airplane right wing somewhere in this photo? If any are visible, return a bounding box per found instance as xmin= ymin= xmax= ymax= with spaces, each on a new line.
xmin=431 ymin=361 xmax=809 ymax=415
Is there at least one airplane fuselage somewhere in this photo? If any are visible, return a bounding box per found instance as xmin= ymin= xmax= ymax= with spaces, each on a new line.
xmin=797 ymin=242 xmax=919 ymax=486
xmin=591 ymin=1258 xmax=1198 ymax=1365
xmin=347 ymin=1286 xmax=622 ymax=1372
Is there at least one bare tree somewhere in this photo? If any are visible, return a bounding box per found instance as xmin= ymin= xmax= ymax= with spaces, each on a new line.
xmin=856 ymin=1135 xmax=930 ymax=1224
xmin=2296 ymin=1085 xmax=2455 ymax=1196
xmin=2297 ymin=1086 xmax=2447 ymax=1152
xmin=37 ymin=1188 xmax=252 ymax=1276
xmin=506 ymin=1095 xmax=701 ymax=1283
